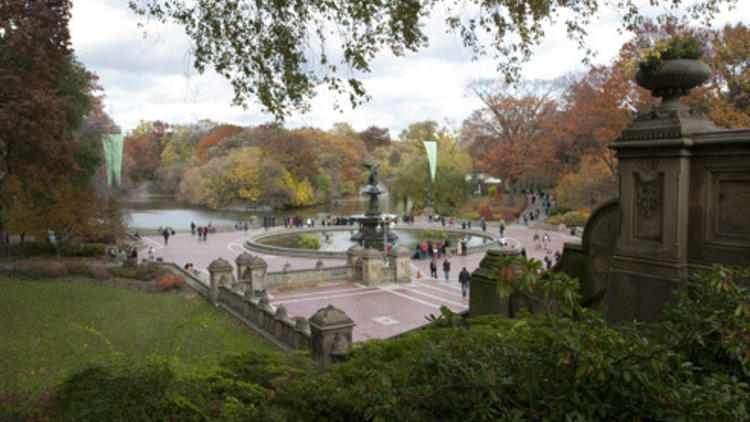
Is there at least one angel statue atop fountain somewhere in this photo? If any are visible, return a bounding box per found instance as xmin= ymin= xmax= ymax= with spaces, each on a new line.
xmin=363 ymin=163 xmax=380 ymax=186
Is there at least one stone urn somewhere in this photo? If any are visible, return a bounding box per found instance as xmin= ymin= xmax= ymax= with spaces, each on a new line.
xmin=634 ymin=58 xmax=711 ymax=101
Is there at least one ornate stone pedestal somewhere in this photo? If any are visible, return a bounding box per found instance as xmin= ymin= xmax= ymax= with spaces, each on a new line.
xmin=604 ymin=59 xmax=750 ymax=321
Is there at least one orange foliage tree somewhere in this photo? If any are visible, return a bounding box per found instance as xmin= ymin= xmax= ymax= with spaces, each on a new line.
xmin=123 ymin=120 xmax=168 ymax=183
xmin=193 ymin=124 xmax=243 ymax=162
xmin=463 ymin=80 xmax=558 ymax=191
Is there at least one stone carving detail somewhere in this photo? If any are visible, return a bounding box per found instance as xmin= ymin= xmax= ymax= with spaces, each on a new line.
xmin=637 ymin=158 xmax=659 ymax=171
xmin=637 ymin=178 xmax=661 ymax=218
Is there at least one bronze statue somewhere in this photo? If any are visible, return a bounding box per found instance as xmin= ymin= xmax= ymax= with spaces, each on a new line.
xmin=363 ymin=163 xmax=380 ymax=186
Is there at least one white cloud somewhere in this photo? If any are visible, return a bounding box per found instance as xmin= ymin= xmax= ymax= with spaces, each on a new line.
xmin=70 ymin=0 xmax=748 ymax=136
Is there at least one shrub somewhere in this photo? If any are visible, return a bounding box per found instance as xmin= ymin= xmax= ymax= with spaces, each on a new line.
xmin=59 ymin=244 xmax=106 ymax=257
xmin=108 ymin=263 xmax=165 ymax=281
xmin=0 ymin=379 xmax=53 ymax=422
xmin=42 ymin=262 xmax=68 ymax=278
xmin=478 ymin=200 xmax=493 ymax=220
xmin=9 ymin=241 xmax=56 ymax=257
xmin=52 ymin=364 xmax=180 ymax=421
xmin=548 ymin=207 xmax=573 ymax=216
xmin=545 ymin=210 xmax=590 ymax=226
xmin=156 ymin=274 xmax=186 ymax=292
xmin=91 ymin=267 xmax=110 ymax=280
xmin=12 ymin=261 xmax=68 ymax=278
xmin=433 ymin=204 xmax=456 ymax=217
xmin=48 ymin=262 xmax=750 ymax=420
xmin=418 ymin=229 xmax=448 ymax=241
xmin=299 ymin=234 xmax=321 ymax=250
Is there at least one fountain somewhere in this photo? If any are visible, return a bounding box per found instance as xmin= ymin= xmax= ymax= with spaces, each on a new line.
xmin=349 ymin=164 xmax=398 ymax=247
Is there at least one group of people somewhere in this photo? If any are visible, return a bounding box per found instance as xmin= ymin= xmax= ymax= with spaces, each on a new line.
xmin=426 ymin=258 xmax=471 ymax=298
xmin=189 ymin=222 xmax=213 ymax=241
xmin=413 ymin=239 xmax=453 ymax=259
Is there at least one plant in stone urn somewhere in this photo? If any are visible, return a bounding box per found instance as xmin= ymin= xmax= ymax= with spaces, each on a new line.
xmin=634 ymin=36 xmax=711 ymax=101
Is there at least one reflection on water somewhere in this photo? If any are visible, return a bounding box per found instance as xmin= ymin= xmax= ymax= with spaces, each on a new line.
xmin=124 ymin=196 xmax=405 ymax=229
xmin=258 ymin=229 xmax=491 ymax=252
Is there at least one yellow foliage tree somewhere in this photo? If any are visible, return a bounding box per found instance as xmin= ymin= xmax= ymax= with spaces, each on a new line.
xmin=281 ymin=172 xmax=314 ymax=207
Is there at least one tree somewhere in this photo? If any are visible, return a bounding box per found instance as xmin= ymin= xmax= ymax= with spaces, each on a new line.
xmin=193 ymin=124 xmax=243 ymax=163
xmin=128 ymin=0 xmax=736 ymax=120
xmin=359 ymin=126 xmax=391 ymax=152
xmin=554 ymin=155 xmax=617 ymax=211
xmin=551 ymin=65 xmax=638 ymax=178
xmin=390 ymin=125 xmax=472 ymax=211
xmin=0 ymin=0 xmax=79 ymax=250
xmin=123 ymin=121 xmax=168 ymax=183
xmin=462 ymin=80 xmax=558 ymax=192
xmin=704 ymin=23 xmax=750 ymax=128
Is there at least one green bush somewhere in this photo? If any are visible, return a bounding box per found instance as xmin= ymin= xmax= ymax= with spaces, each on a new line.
xmin=433 ymin=204 xmax=457 ymax=217
xmin=548 ymin=207 xmax=573 ymax=217
xmin=49 ymin=263 xmax=750 ymax=420
xmin=59 ymin=244 xmax=106 ymax=257
xmin=299 ymin=234 xmax=321 ymax=250
xmin=418 ymin=229 xmax=448 ymax=241
xmin=545 ymin=210 xmax=589 ymax=227
xmin=52 ymin=363 xmax=185 ymax=421
xmin=7 ymin=241 xmax=106 ymax=258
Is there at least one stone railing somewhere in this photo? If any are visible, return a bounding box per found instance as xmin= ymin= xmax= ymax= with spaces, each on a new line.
xmin=263 ymin=263 xmax=352 ymax=290
xmin=208 ymin=255 xmax=355 ymax=368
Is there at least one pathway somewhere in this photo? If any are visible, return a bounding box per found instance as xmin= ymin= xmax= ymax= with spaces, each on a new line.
xmin=142 ymin=219 xmax=579 ymax=342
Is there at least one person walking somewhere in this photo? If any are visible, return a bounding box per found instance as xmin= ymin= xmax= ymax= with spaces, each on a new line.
xmin=430 ymin=258 xmax=438 ymax=278
xmin=161 ymin=228 xmax=170 ymax=245
xmin=458 ymin=267 xmax=470 ymax=298
xmin=420 ymin=241 xmax=428 ymax=259
xmin=190 ymin=221 xmax=196 ymax=235
xmin=443 ymin=258 xmax=451 ymax=280
xmin=499 ymin=221 xmax=505 ymax=237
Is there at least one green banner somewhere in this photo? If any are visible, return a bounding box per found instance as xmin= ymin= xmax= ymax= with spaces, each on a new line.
xmin=102 ymin=134 xmax=124 ymax=187
xmin=423 ymin=141 xmax=437 ymax=182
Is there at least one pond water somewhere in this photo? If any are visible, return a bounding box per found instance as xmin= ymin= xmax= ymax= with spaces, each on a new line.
xmin=124 ymin=196 xmax=405 ymax=230
xmin=257 ymin=229 xmax=492 ymax=252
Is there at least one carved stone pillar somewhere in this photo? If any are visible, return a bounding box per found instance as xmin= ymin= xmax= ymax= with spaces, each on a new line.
xmin=207 ymin=258 xmax=234 ymax=303
xmin=359 ymin=248 xmax=384 ymax=286
xmin=236 ymin=252 xmax=268 ymax=297
xmin=388 ymin=245 xmax=411 ymax=283
xmin=606 ymin=81 xmax=717 ymax=321
xmin=309 ymin=304 xmax=355 ymax=369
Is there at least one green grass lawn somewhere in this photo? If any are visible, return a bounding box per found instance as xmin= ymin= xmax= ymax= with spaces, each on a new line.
xmin=0 ymin=274 xmax=278 ymax=394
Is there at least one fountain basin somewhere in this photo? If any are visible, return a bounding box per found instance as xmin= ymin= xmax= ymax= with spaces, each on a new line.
xmin=245 ymin=226 xmax=502 ymax=259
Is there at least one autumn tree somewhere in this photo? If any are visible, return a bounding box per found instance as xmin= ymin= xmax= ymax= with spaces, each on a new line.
xmin=359 ymin=126 xmax=391 ymax=152
xmin=703 ymin=23 xmax=750 ymax=128
xmin=0 ymin=0 xmax=89 ymax=250
xmin=129 ymin=0 xmax=735 ymax=120
xmin=155 ymin=124 xmax=208 ymax=193
xmin=193 ymin=124 xmax=244 ymax=162
xmin=551 ymin=65 xmax=638 ymax=178
xmin=123 ymin=120 xmax=168 ymax=184
xmin=462 ymin=80 xmax=558 ymax=194
xmin=554 ymin=155 xmax=617 ymax=211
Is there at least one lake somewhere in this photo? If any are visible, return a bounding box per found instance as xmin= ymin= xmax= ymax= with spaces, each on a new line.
xmin=124 ymin=196 xmax=406 ymax=230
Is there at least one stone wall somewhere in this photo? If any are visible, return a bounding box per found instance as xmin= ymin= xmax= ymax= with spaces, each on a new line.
xmin=207 ymin=254 xmax=355 ymax=368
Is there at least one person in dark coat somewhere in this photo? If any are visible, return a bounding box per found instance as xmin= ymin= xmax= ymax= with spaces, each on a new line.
xmin=458 ymin=267 xmax=470 ymax=297
xmin=430 ymin=258 xmax=438 ymax=278
xmin=161 ymin=228 xmax=170 ymax=245
xmin=443 ymin=258 xmax=451 ymax=280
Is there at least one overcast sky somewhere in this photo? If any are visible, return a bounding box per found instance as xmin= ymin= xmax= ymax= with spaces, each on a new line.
xmin=69 ymin=1 xmax=748 ymax=137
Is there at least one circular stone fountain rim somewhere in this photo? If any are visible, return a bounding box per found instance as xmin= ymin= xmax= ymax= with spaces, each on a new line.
xmin=243 ymin=226 xmax=508 ymax=259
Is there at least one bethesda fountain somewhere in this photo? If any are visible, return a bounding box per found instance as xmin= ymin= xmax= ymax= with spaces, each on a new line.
xmin=349 ymin=164 xmax=398 ymax=247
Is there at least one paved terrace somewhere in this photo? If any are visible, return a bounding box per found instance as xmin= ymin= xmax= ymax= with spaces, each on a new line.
xmin=142 ymin=219 xmax=578 ymax=342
